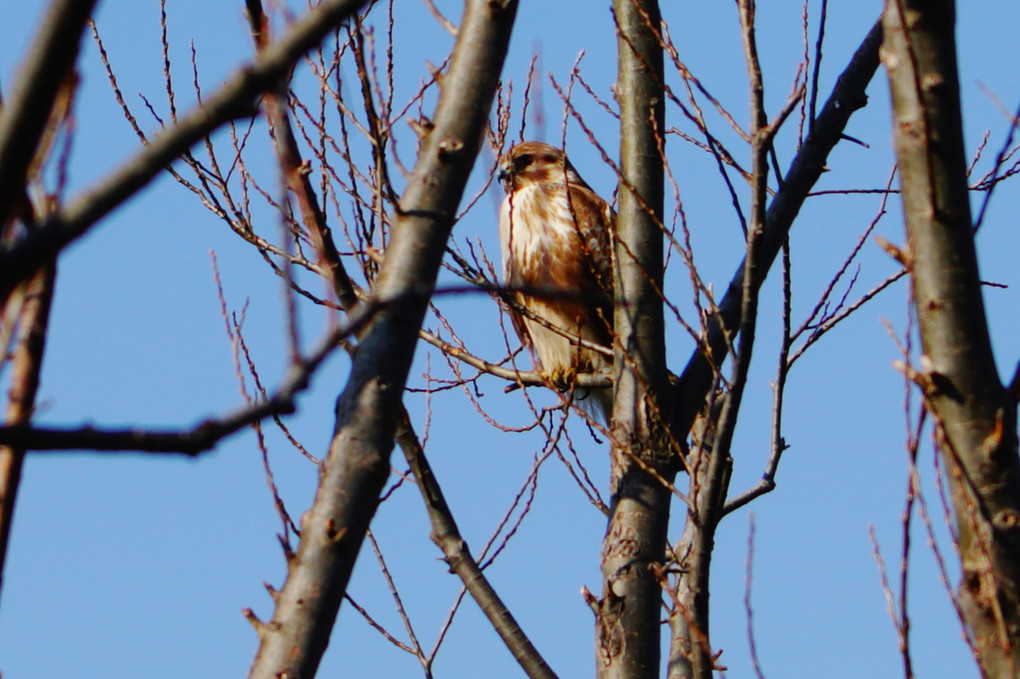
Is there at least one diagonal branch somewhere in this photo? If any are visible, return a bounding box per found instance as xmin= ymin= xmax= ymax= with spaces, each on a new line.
xmin=0 ymin=0 xmax=98 ymax=226
xmin=246 ymin=2 xmax=361 ymax=315
xmin=0 ymin=323 xmax=347 ymax=455
xmin=0 ymin=0 xmax=372 ymax=306
xmin=395 ymin=413 xmax=557 ymax=679
xmin=671 ymin=20 xmax=884 ymax=438
xmin=244 ymin=6 xmax=553 ymax=675
xmin=246 ymin=0 xmax=520 ymax=676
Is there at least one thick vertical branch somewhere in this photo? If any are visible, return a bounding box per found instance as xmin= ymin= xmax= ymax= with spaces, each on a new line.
xmin=597 ymin=0 xmax=668 ymax=677
xmin=0 ymin=266 xmax=56 ymax=605
xmin=671 ymin=4 xmax=771 ymax=677
xmin=882 ymin=2 xmax=1020 ymax=676
xmin=246 ymin=1 xmax=518 ymax=677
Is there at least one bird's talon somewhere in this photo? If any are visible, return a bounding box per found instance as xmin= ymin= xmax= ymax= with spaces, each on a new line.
xmin=542 ymin=367 xmax=578 ymax=391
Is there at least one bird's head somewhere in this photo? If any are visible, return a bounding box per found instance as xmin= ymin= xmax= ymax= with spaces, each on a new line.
xmin=497 ymin=141 xmax=574 ymax=193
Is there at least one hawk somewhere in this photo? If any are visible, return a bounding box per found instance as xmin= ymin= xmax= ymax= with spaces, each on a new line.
xmin=497 ymin=141 xmax=615 ymax=421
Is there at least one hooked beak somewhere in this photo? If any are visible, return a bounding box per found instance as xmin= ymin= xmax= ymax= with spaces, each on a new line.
xmin=497 ymin=161 xmax=511 ymax=189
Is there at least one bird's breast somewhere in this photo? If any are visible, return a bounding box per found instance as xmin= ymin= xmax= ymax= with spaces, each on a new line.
xmin=499 ymin=184 xmax=575 ymax=283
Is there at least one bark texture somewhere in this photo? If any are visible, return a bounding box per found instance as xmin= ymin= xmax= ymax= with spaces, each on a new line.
xmin=883 ymin=1 xmax=1020 ymax=676
xmin=597 ymin=1 xmax=670 ymax=677
xmin=246 ymin=1 xmax=518 ymax=677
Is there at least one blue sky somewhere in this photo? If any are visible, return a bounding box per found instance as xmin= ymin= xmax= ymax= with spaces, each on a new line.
xmin=1 ymin=1 xmax=1019 ymax=677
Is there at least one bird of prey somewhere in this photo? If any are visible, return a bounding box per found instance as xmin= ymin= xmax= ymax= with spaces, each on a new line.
xmin=497 ymin=141 xmax=615 ymax=421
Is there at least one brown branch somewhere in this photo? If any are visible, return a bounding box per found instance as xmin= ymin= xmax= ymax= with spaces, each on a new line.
xmin=0 ymin=324 xmax=347 ymax=455
xmin=672 ymin=4 xmax=773 ymax=676
xmin=0 ymin=265 xmax=55 ymax=604
xmin=394 ymin=413 xmax=558 ymax=679
xmin=0 ymin=0 xmax=373 ymax=306
xmin=744 ymin=514 xmax=767 ymax=679
xmin=419 ymin=327 xmax=611 ymax=389
xmin=245 ymin=1 xmax=360 ymax=315
xmin=719 ymin=241 xmax=792 ymax=518
xmin=246 ymin=1 xmax=520 ymax=676
xmin=671 ymin=20 xmax=884 ymax=438
xmin=0 ymin=0 xmax=98 ymax=226
xmin=364 ymin=531 xmax=430 ymax=671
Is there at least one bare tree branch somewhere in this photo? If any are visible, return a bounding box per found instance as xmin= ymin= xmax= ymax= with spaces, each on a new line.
xmin=0 ymin=265 xmax=55 ymax=605
xmin=244 ymin=7 xmax=554 ymax=674
xmin=0 ymin=0 xmax=97 ymax=226
xmin=395 ymin=413 xmax=558 ymax=679
xmin=0 ymin=0 xmax=372 ymax=306
xmin=246 ymin=1 xmax=520 ymax=675
xmin=671 ymin=20 xmax=883 ymax=438
xmin=883 ymin=1 xmax=1020 ymax=674
xmin=246 ymin=3 xmax=360 ymax=314
xmin=668 ymin=18 xmax=884 ymax=679
xmin=672 ymin=3 xmax=778 ymax=675
xmin=0 ymin=324 xmax=346 ymax=455
xmin=419 ymin=326 xmax=610 ymax=389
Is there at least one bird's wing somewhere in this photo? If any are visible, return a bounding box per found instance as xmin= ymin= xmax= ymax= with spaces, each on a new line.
xmin=563 ymin=182 xmax=615 ymax=342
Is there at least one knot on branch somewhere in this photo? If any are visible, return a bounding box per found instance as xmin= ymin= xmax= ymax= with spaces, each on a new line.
xmin=594 ymin=589 xmax=625 ymax=667
xmin=993 ymin=508 xmax=1020 ymax=533
xmin=325 ymin=519 xmax=347 ymax=543
xmin=437 ymin=137 xmax=465 ymax=160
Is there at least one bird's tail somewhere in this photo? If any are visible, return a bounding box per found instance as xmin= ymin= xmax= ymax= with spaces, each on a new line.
xmin=578 ymin=386 xmax=613 ymax=425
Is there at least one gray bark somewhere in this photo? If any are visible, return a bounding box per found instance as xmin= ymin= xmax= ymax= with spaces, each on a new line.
xmin=883 ymin=1 xmax=1020 ymax=676
xmin=246 ymin=1 xmax=519 ymax=676
xmin=597 ymin=1 xmax=670 ymax=677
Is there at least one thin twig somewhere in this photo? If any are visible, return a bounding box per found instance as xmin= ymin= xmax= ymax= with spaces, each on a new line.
xmin=394 ymin=413 xmax=558 ymax=679
xmin=0 ymin=322 xmax=350 ymax=454
xmin=745 ymin=514 xmax=767 ymax=679
xmin=0 ymin=0 xmax=373 ymax=304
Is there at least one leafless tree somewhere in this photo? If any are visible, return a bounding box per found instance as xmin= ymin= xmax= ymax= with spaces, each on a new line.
xmin=1 ymin=0 xmax=1018 ymax=677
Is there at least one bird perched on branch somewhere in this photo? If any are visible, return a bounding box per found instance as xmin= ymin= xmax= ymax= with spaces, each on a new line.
xmin=497 ymin=141 xmax=616 ymax=421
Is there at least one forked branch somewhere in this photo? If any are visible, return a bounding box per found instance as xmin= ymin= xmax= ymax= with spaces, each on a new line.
xmin=247 ymin=1 xmax=520 ymax=676
xmin=0 ymin=0 xmax=373 ymax=305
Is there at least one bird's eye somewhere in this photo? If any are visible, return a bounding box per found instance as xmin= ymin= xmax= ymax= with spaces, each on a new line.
xmin=514 ymin=154 xmax=533 ymax=170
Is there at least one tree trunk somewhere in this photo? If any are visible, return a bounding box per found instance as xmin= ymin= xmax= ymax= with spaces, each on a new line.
xmin=883 ymin=1 xmax=1020 ymax=676
xmin=597 ymin=1 xmax=670 ymax=677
